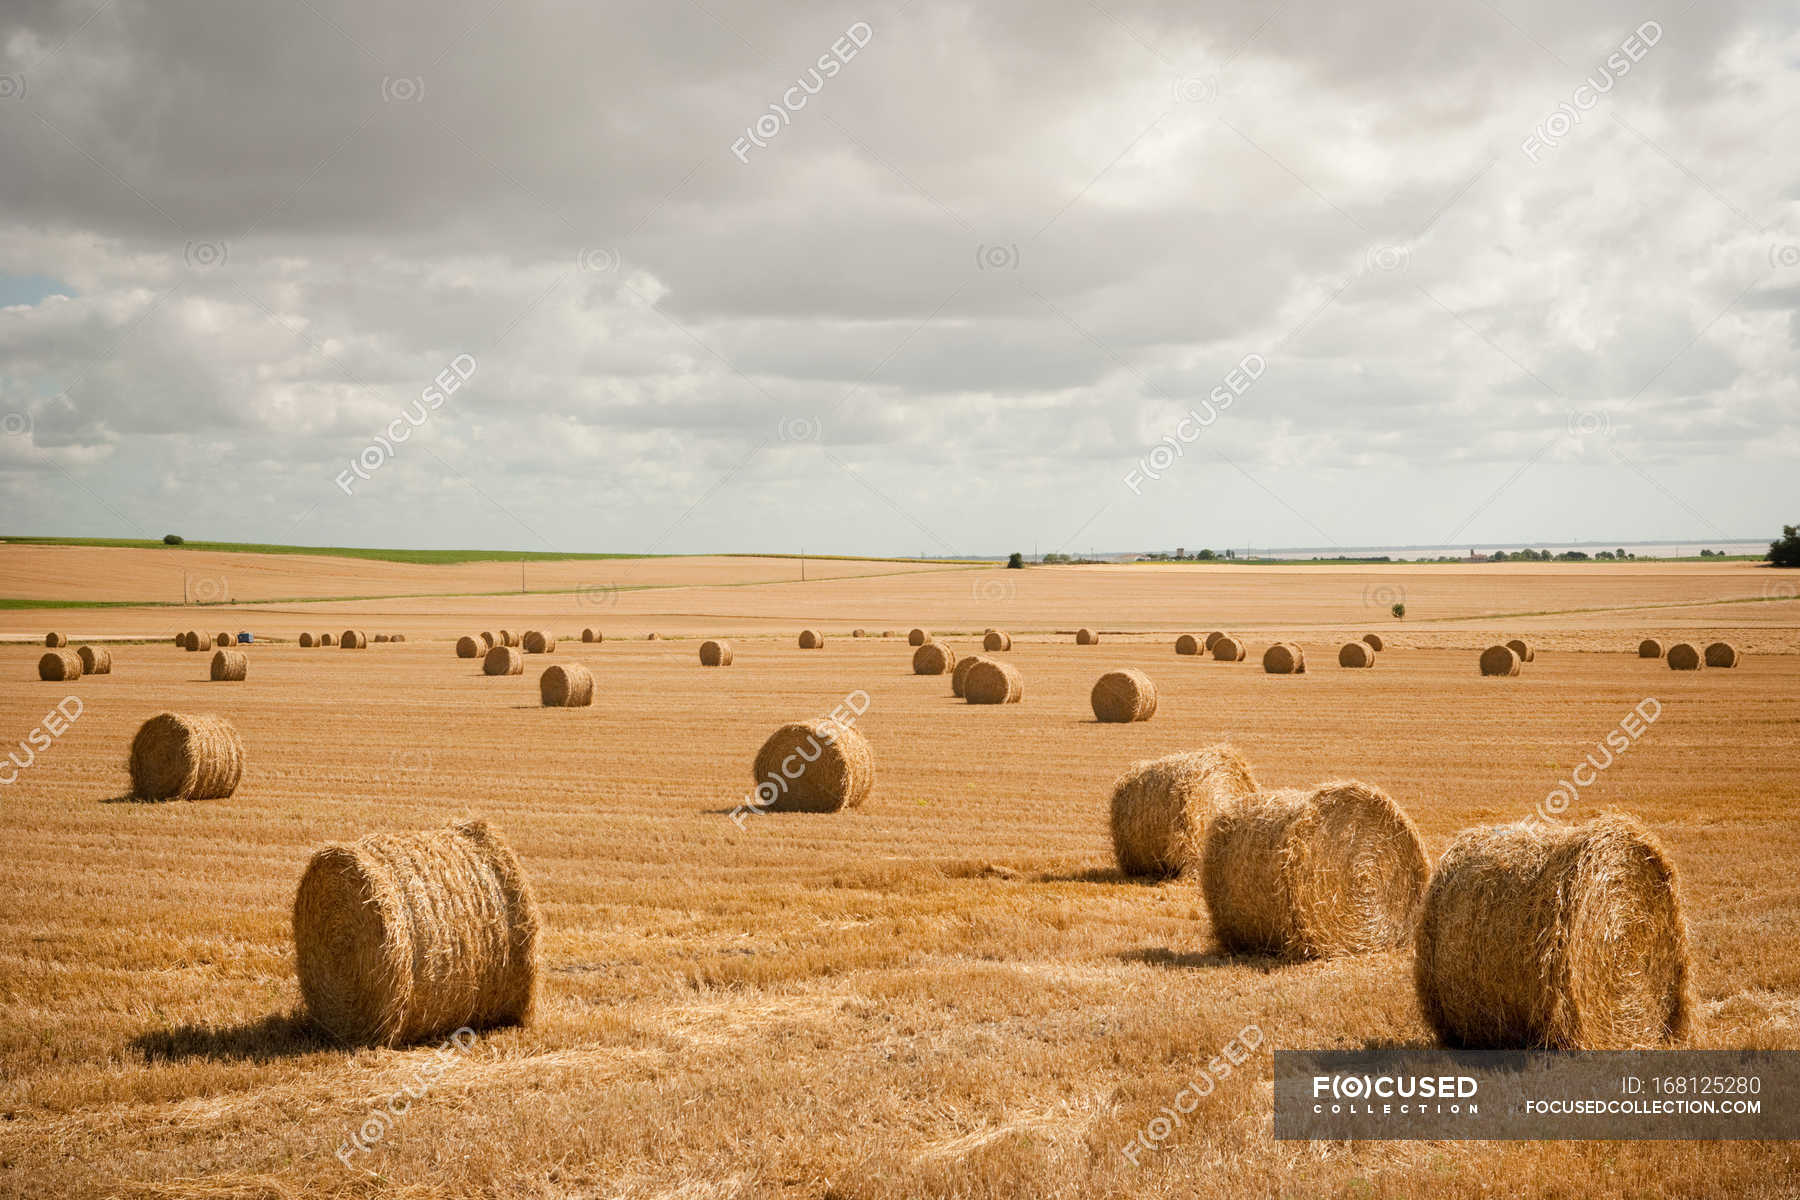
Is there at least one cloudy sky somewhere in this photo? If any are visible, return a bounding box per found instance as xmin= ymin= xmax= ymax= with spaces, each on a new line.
xmin=1 ymin=0 xmax=1795 ymax=557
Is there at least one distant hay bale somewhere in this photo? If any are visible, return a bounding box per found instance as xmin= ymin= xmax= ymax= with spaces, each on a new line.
xmin=1204 ymin=632 xmax=1224 ymax=651
xmin=1666 ymin=643 xmax=1702 ymax=671
xmin=214 ymin=632 xmax=231 ymax=648
xmin=77 ymin=646 xmax=112 ymax=675
xmin=913 ymin=641 xmax=956 ymax=675
xmin=646 ymin=632 xmax=662 ymax=641
xmin=1338 ymin=641 xmax=1375 ymax=668
xmin=700 ymin=639 xmax=733 ymax=667
xmin=1262 ymin=643 xmax=1306 ymax=674
xmin=882 ymin=630 xmax=897 ymax=638
xmin=299 ymin=632 xmax=316 ymax=648
xmin=456 ymin=636 xmax=483 ymax=659
xmin=372 ymin=634 xmax=390 ymax=643
xmin=391 ymin=634 xmax=405 ymax=643
xmin=1211 ymin=635 xmax=1246 ymax=662
xmin=1480 ymin=645 xmax=1521 ymax=676
xmin=483 ymin=646 xmax=524 ymax=676
xmin=1637 ymin=638 xmax=1663 ymax=658
xmin=479 ymin=632 xmax=495 ymax=651
xmin=498 ymin=630 xmax=519 ymax=647
xmin=1110 ymin=745 xmax=1259 ymax=877
xmin=181 ymin=630 xmax=205 ymax=651
xmin=340 ymin=630 xmax=367 ymax=650
xmin=1075 ymin=628 xmax=1098 ymax=645
xmin=963 ymin=659 xmax=1023 ymax=704
xmin=173 ymin=633 xmax=186 ymax=647
xmin=539 ymin=663 xmax=594 ymax=707
xmin=320 ymin=633 xmax=336 ymax=647
xmin=129 ymin=712 xmax=244 ymax=801
xmin=907 ymin=628 xmax=929 ymax=646
xmin=1414 ymin=815 xmax=1691 ymax=1050
xmin=38 ymin=650 xmax=81 ymax=681
xmin=1703 ymin=641 xmax=1740 ymax=668
xmin=1362 ymin=633 xmax=1384 ymax=652
xmin=293 ymin=818 xmax=540 ymax=1047
xmin=983 ymin=631 xmax=1012 ymax=652
xmin=45 ymin=632 xmax=66 ymax=648
xmin=751 ymin=720 xmax=875 ymax=813
xmin=1175 ymin=633 xmax=1201 ymax=655
xmin=581 ymin=628 xmax=596 ymax=643
xmin=522 ymin=630 xmax=557 ymax=654
xmin=1506 ymin=638 xmax=1535 ymax=663
xmin=852 ymin=628 xmax=866 ymax=638
xmin=210 ymin=649 xmax=248 ymax=681
xmin=798 ymin=629 xmax=824 ymax=649
xmin=951 ymin=654 xmax=989 ymax=698
xmin=1203 ymin=781 xmax=1430 ymax=959
xmin=1091 ymin=668 xmax=1157 ymax=723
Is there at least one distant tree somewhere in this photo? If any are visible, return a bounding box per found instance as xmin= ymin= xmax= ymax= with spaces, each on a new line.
xmin=1224 ymin=549 xmax=1236 ymax=560
xmin=1769 ymin=524 xmax=1800 ymax=568
xmin=163 ymin=533 xmax=184 ymax=545
xmin=1391 ymin=602 xmax=1406 ymax=619
xmin=1491 ymin=550 xmax=1508 ymax=562
xmin=1616 ymin=548 xmax=1628 ymax=560
xmin=1558 ymin=550 xmax=1590 ymax=561
xmin=1596 ymin=550 xmax=1615 ymax=560
xmin=1195 ymin=548 xmax=1216 ymax=560
xmin=1006 ymin=552 xmax=1024 ymax=569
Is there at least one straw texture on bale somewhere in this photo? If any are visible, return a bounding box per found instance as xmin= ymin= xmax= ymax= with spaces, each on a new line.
xmin=128 ymin=712 xmax=244 ymax=801
xmin=320 ymin=633 xmax=335 ymax=647
xmin=1666 ymin=642 xmax=1701 ymax=670
xmin=1075 ymin=628 xmax=1098 ymax=645
xmin=1506 ymin=638 xmax=1535 ymax=663
xmin=1211 ymin=635 xmax=1246 ymax=662
xmin=912 ymin=641 xmax=956 ymax=675
xmin=299 ymin=632 xmax=316 ymax=648
xmin=1638 ymin=638 xmax=1663 ymax=658
xmin=1704 ymin=641 xmax=1740 ymax=668
xmin=700 ymin=639 xmax=733 ymax=667
xmin=1091 ymin=668 xmax=1157 ymax=723
xmin=1338 ymin=641 xmax=1375 ymax=668
xmin=581 ymin=628 xmax=597 ymax=643
xmin=456 ymin=636 xmax=482 ymax=659
xmin=1414 ymin=815 xmax=1692 ymax=1050
xmin=210 ymin=649 xmax=248 ymax=681
xmin=182 ymin=631 xmax=205 ymax=651
xmin=1262 ymin=642 xmax=1306 ymax=674
xmin=1175 ymin=633 xmax=1201 ymax=655
xmin=340 ymin=630 xmax=367 ymax=650
xmin=478 ymin=632 xmax=495 ymax=651
xmin=45 ymin=632 xmax=66 ymax=648
xmin=539 ymin=663 xmax=594 ymax=707
xmin=38 ymin=650 xmax=81 ymax=681
xmin=498 ymin=630 xmax=519 ymax=647
xmin=751 ymin=720 xmax=875 ymax=813
xmin=1203 ymin=781 xmax=1430 ymax=959
xmin=293 ymin=819 xmax=541 ymax=1047
xmin=907 ymin=628 xmax=929 ymax=646
xmin=982 ymin=631 xmax=1013 ymax=652
xmin=963 ymin=659 xmax=1023 ymax=705
xmin=1362 ymin=633 xmax=1384 ymax=652
xmin=522 ymin=630 xmax=557 ymax=654
xmin=950 ymin=654 xmax=989 ymax=698
xmin=483 ymin=646 xmax=524 ymax=676
xmin=214 ymin=633 xmax=231 ymax=648
xmin=796 ymin=629 xmax=824 ymax=649
xmin=1204 ymin=632 xmax=1224 ymax=651
xmin=77 ymin=645 xmax=112 ymax=675
xmin=1480 ymin=645 xmax=1521 ymax=676
xmin=1109 ymin=745 xmax=1258 ymax=878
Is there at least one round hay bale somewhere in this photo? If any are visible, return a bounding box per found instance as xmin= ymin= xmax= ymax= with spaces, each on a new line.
xmin=214 ymin=632 xmax=231 ymax=648
xmin=391 ymin=634 xmax=405 ymax=643
xmin=798 ymin=629 xmax=824 ymax=649
xmin=1203 ymin=631 xmax=1224 ymax=651
xmin=1110 ymin=745 xmax=1258 ymax=877
xmin=1665 ymin=642 xmax=1702 ymax=670
xmin=646 ymin=632 xmax=662 ymax=641
xmin=751 ymin=720 xmax=875 ymax=813
xmin=1075 ymin=628 xmax=1098 ymax=645
xmin=1414 ymin=814 xmax=1691 ymax=1050
xmin=38 ymin=650 xmax=82 ymax=682
xmin=320 ymin=632 xmax=336 ymax=647
xmin=1479 ymin=645 xmax=1521 ymax=676
xmin=581 ymin=628 xmax=596 ymax=643
xmin=522 ymin=630 xmax=556 ymax=654
xmin=912 ymin=641 xmax=956 ymax=675
xmin=1703 ymin=641 xmax=1740 ymax=668
xmin=951 ymin=654 xmax=989 ymax=698
xmin=1262 ymin=642 xmax=1306 ymax=674
xmin=129 ymin=713 xmax=244 ymax=801
xmin=1362 ymin=633 xmax=1384 ymax=652
xmin=539 ymin=663 xmax=594 ymax=707
xmin=1505 ymin=638 xmax=1535 ymax=663
xmin=478 ymin=632 xmax=495 ymax=651
xmin=498 ymin=630 xmax=519 ymax=647
xmin=340 ymin=630 xmax=367 ymax=650
xmin=483 ymin=646 xmax=524 ymax=676
xmin=852 ymin=628 xmax=866 ymax=638
xmin=1338 ymin=641 xmax=1374 ymax=668
xmin=173 ymin=632 xmax=186 ymax=647
xmin=1174 ymin=633 xmax=1201 ymax=656
xmin=210 ymin=649 xmax=248 ymax=681
xmin=456 ymin=636 xmax=483 ymax=659
xmin=982 ymin=631 xmax=1012 ymax=652
xmin=1091 ymin=668 xmax=1157 ymax=723
xmin=882 ymin=630 xmax=897 ymax=638
xmin=700 ymin=639 xmax=733 ymax=667
xmin=1202 ymin=781 xmax=1430 ymax=959
xmin=77 ymin=645 xmax=112 ymax=675
xmin=963 ymin=659 xmax=1023 ymax=704
xmin=184 ymin=630 xmax=207 ymax=651
xmin=1637 ymin=638 xmax=1662 ymax=659
xmin=372 ymin=634 xmax=391 ymax=644
xmin=907 ymin=628 xmax=929 ymax=646
xmin=1211 ymin=635 xmax=1246 ymax=662
xmin=45 ymin=632 xmax=66 ymax=648
xmin=299 ymin=632 xmax=316 ymax=648
xmin=293 ymin=818 xmax=540 ymax=1047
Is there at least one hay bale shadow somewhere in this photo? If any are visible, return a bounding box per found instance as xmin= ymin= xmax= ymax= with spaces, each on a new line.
xmin=1035 ymin=866 xmax=1161 ymax=886
xmin=1121 ymin=947 xmax=1278 ymax=971
xmin=131 ymin=1011 xmax=330 ymax=1063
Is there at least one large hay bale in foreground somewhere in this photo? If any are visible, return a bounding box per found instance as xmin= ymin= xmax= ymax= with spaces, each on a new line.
xmin=1338 ymin=641 xmax=1374 ymax=668
xmin=1414 ymin=815 xmax=1691 ymax=1050
xmin=1362 ymin=633 xmax=1384 ymax=652
xmin=907 ymin=628 xmax=929 ymax=646
xmin=700 ymin=639 xmax=733 ymax=667
xmin=483 ymin=646 xmax=524 ymax=676
xmin=1075 ymin=628 xmax=1098 ymax=645
xmin=456 ymin=636 xmax=482 ymax=659
xmin=1637 ymin=638 xmax=1662 ymax=658
xmin=1211 ymin=635 xmax=1246 ymax=662
xmin=964 ymin=659 xmax=1023 ymax=704
xmin=340 ymin=630 xmax=367 ymax=650
xmin=45 ymin=632 xmax=67 ymax=648
xmin=293 ymin=819 xmax=541 ymax=1047
xmin=522 ymin=630 xmax=556 ymax=654
xmin=1666 ymin=642 xmax=1702 ymax=670
xmin=1704 ymin=641 xmax=1740 ymax=668
xmin=539 ymin=663 xmax=593 ymax=707
xmin=129 ymin=712 xmax=244 ymax=801
xmin=214 ymin=632 xmax=231 ymax=648
xmin=38 ymin=650 xmax=82 ymax=681
xmin=1480 ymin=645 xmax=1521 ymax=676
xmin=913 ymin=641 xmax=956 ymax=675
xmin=1091 ymin=669 xmax=1157 ymax=723
xmin=1174 ymin=633 xmax=1201 ymax=656
xmin=210 ymin=649 xmax=248 ymax=681
xmin=299 ymin=632 xmax=316 ymax=648
xmin=1262 ymin=642 xmax=1305 ymax=674
xmin=77 ymin=646 xmax=112 ymax=675
xmin=751 ymin=720 xmax=875 ymax=813
xmin=1505 ymin=638 xmax=1535 ymax=663
xmin=1110 ymin=745 xmax=1258 ymax=878
xmin=1203 ymin=782 xmax=1429 ymax=959
xmin=798 ymin=629 xmax=824 ymax=649
xmin=983 ymin=631 xmax=1012 ymax=652
xmin=951 ymin=654 xmax=989 ymax=698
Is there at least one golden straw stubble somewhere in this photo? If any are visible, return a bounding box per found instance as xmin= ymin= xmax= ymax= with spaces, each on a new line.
xmin=293 ymin=819 xmax=541 ymax=1047
xmin=751 ymin=719 xmax=875 ymax=813
xmin=128 ymin=712 xmax=245 ymax=801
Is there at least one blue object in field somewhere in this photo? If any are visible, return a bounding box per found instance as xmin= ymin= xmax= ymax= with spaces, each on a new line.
xmin=236 ymin=632 xmax=252 ymax=643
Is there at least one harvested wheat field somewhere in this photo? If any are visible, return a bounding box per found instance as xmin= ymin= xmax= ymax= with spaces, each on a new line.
xmin=1 ymin=548 xmax=1798 ymax=1197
